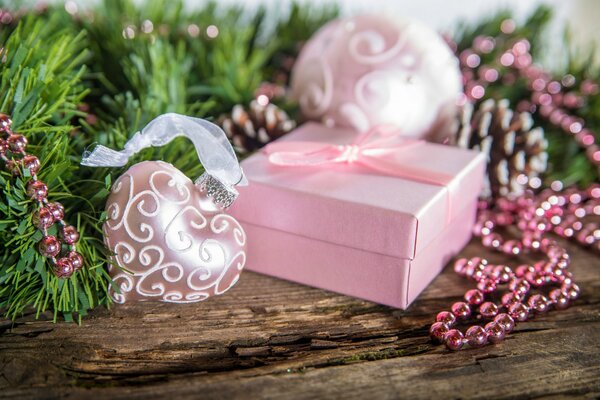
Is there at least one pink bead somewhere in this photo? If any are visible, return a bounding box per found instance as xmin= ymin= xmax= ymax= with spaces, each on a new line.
xmin=451 ymin=302 xmax=471 ymax=319
xmin=7 ymin=133 xmax=27 ymax=152
xmin=465 ymin=258 xmax=486 ymax=279
xmin=494 ymin=313 xmax=515 ymax=333
xmin=502 ymin=240 xmax=522 ymax=255
xmin=0 ymin=113 xmax=12 ymax=131
xmin=541 ymin=261 xmax=556 ymax=273
xmin=478 ymin=200 xmax=491 ymax=210
xmin=562 ymin=283 xmax=580 ymax=300
xmin=522 ymin=235 xmax=540 ymax=249
xmin=482 ymin=233 xmax=503 ymax=248
xmin=515 ymin=264 xmax=533 ymax=277
xmin=472 ymin=221 xmax=485 ymax=235
xmin=33 ymin=207 xmax=55 ymax=229
xmin=485 ymin=321 xmax=505 ymax=343
xmin=68 ymin=251 xmax=84 ymax=271
xmin=444 ymin=329 xmax=464 ymax=351
xmin=5 ymin=159 xmax=20 ymax=175
xmin=559 ymin=252 xmax=570 ymax=263
xmin=495 ymin=213 xmax=513 ymax=225
xmin=477 ymin=278 xmax=497 ymax=293
xmin=465 ymin=289 xmax=485 ymax=305
xmin=429 ymin=322 xmax=449 ymax=343
xmin=508 ymin=302 xmax=529 ymax=322
xmin=501 ymin=292 xmax=521 ymax=306
xmin=528 ymin=294 xmax=549 ymax=313
xmin=549 ymin=289 xmax=569 ymax=310
xmin=556 ymin=258 xmax=570 ymax=269
xmin=54 ymin=257 xmax=74 ymax=279
xmin=496 ymin=197 xmax=516 ymax=212
xmin=22 ymin=155 xmax=40 ymax=175
xmin=39 ymin=235 xmax=61 ymax=258
xmin=483 ymin=264 xmax=495 ymax=276
xmin=483 ymin=219 xmax=495 ymax=230
xmin=492 ymin=265 xmax=513 ymax=283
xmin=561 ymin=275 xmax=574 ymax=287
xmin=465 ymin=325 xmax=487 ymax=347
xmin=436 ymin=311 xmax=456 ymax=326
xmin=62 ymin=225 xmax=80 ymax=245
xmin=547 ymin=245 xmax=565 ymax=260
xmin=576 ymin=229 xmax=594 ymax=245
xmin=541 ymin=238 xmax=558 ymax=252
xmin=509 ymin=278 xmax=531 ymax=296
xmin=48 ymin=202 xmax=65 ymax=221
xmin=525 ymin=271 xmax=546 ymax=287
xmin=472 ymin=268 xmax=486 ymax=281
xmin=479 ymin=302 xmax=499 ymax=318
xmin=533 ymin=260 xmax=547 ymax=272
xmin=453 ymin=258 xmax=469 ymax=276
xmin=27 ymin=180 xmax=48 ymax=200
xmin=467 ymin=257 xmax=487 ymax=268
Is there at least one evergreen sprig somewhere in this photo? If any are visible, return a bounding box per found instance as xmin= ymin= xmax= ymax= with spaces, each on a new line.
xmin=0 ymin=16 xmax=113 ymax=322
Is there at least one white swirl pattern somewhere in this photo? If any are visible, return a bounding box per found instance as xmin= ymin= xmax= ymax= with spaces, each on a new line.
xmin=297 ymin=59 xmax=334 ymax=118
xmin=291 ymin=15 xmax=462 ymax=140
xmin=347 ymin=29 xmax=407 ymax=64
xmin=105 ymin=161 xmax=247 ymax=304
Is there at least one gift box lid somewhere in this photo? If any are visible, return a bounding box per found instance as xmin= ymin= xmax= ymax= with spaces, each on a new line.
xmin=230 ymin=122 xmax=486 ymax=260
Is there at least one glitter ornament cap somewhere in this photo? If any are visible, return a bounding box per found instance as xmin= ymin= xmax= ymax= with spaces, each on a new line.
xmin=291 ymin=14 xmax=462 ymax=141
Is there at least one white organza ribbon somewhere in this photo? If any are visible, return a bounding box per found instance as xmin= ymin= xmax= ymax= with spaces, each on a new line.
xmin=81 ymin=113 xmax=247 ymax=190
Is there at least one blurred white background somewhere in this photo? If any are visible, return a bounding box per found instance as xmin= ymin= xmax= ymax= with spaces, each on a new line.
xmin=208 ymin=0 xmax=600 ymax=66
xmin=212 ymin=0 xmax=570 ymax=31
xmin=66 ymin=0 xmax=600 ymax=66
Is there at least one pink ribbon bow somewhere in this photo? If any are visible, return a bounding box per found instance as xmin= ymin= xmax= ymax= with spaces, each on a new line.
xmin=264 ymin=125 xmax=454 ymax=187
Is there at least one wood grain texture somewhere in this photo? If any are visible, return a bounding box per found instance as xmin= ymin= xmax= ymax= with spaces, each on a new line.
xmin=1 ymin=238 xmax=599 ymax=400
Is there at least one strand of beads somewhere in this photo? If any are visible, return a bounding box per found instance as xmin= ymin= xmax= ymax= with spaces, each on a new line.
xmin=429 ymin=184 xmax=594 ymax=350
xmin=0 ymin=113 xmax=84 ymax=278
xmin=451 ymin=28 xmax=600 ymax=172
xmin=541 ymin=184 xmax=600 ymax=252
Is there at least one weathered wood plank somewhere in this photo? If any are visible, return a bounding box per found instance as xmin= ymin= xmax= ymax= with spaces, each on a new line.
xmin=0 ymin=238 xmax=599 ymax=399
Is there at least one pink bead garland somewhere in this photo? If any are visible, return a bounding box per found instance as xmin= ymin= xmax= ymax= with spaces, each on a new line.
xmin=430 ymin=184 xmax=597 ymax=350
xmin=0 ymin=113 xmax=84 ymax=279
xmin=453 ymin=28 xmax=600 ymax=172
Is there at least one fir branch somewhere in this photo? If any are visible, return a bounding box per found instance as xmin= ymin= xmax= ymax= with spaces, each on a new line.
xmin=0 ymin=16 xmax=112 ymax=322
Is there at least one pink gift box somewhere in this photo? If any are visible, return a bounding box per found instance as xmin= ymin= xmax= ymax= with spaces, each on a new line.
xmin=229 ymin=122 xmax=486 ymax=309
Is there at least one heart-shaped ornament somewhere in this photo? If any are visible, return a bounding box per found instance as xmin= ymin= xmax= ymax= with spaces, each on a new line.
xmin=82 ymin=113 xmax=248 ymax=304
xmin=104 ymin=161 xmax=246 ymax=303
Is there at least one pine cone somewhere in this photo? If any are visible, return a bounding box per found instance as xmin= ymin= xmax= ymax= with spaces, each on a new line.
xmin=456 ymin=99 xmax=548 ymax=198
xmin=219 ymin=100 xmax=296 ymax=154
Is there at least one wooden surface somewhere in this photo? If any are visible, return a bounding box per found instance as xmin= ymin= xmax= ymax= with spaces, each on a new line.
xmin=1 ymin=238 xmax=599 ymax=400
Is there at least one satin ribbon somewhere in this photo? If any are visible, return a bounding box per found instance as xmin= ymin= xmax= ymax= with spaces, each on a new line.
xmin=81 ymin=113 xmax=247 ymax=192
xmin=264 ymin=125 xmax=454 ymax=222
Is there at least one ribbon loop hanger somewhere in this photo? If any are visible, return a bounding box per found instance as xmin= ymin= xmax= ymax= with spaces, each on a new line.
xmin=81 ymin=113 xmax=246 ymax=208
xmin=81 ymin=113 xmax=247 ymax=191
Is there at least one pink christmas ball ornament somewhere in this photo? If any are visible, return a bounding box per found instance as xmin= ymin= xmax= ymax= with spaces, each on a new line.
xmin=81 ymin=113 xmax=249 ymax=304
xmin=291 ymin=14 xmax=462 ymax=142
xmin=103 ymin=161 xmax=247 ymax=304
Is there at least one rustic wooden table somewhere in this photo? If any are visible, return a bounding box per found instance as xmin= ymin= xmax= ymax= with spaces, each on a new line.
xmin=1 ymin=238 xmax=599 ymax=399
